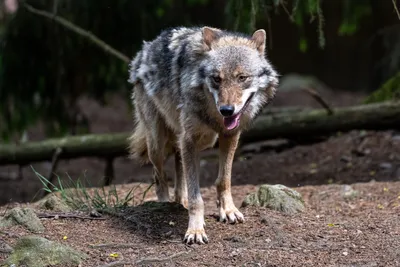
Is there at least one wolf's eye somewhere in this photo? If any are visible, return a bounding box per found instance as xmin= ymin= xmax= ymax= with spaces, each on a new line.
xmin=212 ymin=76 xmax=221 ymax=84
xmin=238 ymin=75 xmax=248 ymax=82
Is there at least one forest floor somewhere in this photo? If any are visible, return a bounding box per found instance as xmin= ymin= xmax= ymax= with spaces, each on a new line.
xmin=1 ymin=87 xmax=400 ymax=266
xmin=0 ymin=129 xmax=399 ymax=266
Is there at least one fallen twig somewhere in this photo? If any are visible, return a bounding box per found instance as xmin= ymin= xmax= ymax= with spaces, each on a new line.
xmin=97 ymin=261 xmax=131 ymax=267
xmin=37 ymin=212 xmax=106 ymax=220
xmin=96 ymin=251 xmax=189 ymax=267
xmin=136 ymin=251 xmax=189 ymax=264
xmin=89 ymin=243 xmax=138 ymax=249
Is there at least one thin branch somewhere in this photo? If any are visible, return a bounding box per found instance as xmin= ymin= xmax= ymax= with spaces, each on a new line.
xmin=89 ymin=243 xmax=138 ymax=249
xmin=22 ymin=3 xmax=130 ymax=63
xmin=136 ymin=251 xmax=189 ymax=264
xmin=42 ymin=147 xmax=62 ymax=198
xmin=96 ymin=261 xmax=131 ymax=267
xmin=279 ymin=0 xmax=294 ymax=22
xmin=302 ymin=87 xmax=334 ymax=115
xmin=393 ymin=0 xmax=400 ymax=20
xmin=96 ymin=251 xmax=189 ymax=267
xmin=37 ymin=212 xmax=106 ymax=220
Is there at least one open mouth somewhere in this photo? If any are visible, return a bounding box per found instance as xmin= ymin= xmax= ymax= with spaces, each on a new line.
xmin=223 ymin=93 xmax=255 ymax=130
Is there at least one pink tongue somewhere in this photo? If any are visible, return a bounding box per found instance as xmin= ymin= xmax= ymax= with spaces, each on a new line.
xmin=223 ymin=114 xmax=240 ymax=130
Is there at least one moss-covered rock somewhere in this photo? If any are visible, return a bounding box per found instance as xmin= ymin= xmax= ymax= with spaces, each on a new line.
xmin=36 ymin=195 xmax=73 ymax=212
xmin=2 ymin=235 xmax=87 ymax=267
xmin=241 ymin=184 xmax=305 ymax=215
xmin=364 ymin=72 xmax=400 ymax=104
xmin=0 ymin=207 xmax=44 ymax=233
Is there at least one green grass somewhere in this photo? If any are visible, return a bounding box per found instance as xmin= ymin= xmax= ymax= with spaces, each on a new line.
xmin=32 ymin=166 xmax=139 ymax=212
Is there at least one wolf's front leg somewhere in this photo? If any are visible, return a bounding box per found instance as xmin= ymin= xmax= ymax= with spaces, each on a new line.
xmin=215 ymin=133 xmax=244 ymax=224
xmin=180 ymin=135 xmax=208 ymax=245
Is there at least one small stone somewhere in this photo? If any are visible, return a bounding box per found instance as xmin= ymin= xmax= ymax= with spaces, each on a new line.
xmin=90 ymin=209 xmax=102 ymax=218
xmin=340 ymin=156 xmax=352 ymax=163
xmin=343 ymin=251 xmax=348 ymax=256
xmin=0 ymin=240 xmax=13 ymax=253
xmin=265 ymin=238 xmax=272 ymax=243
xmin=229 ymin=250 xmax=238 ymax=257
xmin=163 ymin=231 xmax=172 ymax=238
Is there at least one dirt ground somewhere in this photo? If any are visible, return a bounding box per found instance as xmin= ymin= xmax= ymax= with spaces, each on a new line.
xmin=1 ymin=88 xmax=400 ymax=266
xmin=0 ymin=178 xmax=399 ymax=266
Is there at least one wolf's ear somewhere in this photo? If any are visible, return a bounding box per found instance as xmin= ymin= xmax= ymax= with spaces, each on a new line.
xmin=202 ymin=27 xmax=220 ymax=51
xmin=251 ymin=29 xmax=266 ymax=55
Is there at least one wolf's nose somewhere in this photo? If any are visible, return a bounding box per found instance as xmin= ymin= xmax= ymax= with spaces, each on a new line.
xmin=219 ymin=105 xmax=235 ymax=117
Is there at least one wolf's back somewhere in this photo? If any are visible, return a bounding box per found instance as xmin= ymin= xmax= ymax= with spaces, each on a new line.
xmin=127 ymin=27 xmax=203 ymax=163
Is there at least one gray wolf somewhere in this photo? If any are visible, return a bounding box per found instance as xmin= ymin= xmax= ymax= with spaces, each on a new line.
xmin=128 ymin=26 xmax=279 ymax=245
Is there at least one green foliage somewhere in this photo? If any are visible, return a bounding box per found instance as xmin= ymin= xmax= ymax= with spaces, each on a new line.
xmin=225 ymin=0 xmax=327 ymax=51
xmin=363 ymin=72 xmax=400 ymax=104
xmin=338 ymin=0 xmax=372 ymax=36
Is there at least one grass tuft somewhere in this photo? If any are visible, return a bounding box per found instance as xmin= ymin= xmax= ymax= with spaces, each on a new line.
xmin=32 ymin=166 xmax=137 ymax=212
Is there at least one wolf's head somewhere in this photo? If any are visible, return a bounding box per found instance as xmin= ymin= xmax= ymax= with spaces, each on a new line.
xmin=200 ymin=27 xmax=278 ymax=131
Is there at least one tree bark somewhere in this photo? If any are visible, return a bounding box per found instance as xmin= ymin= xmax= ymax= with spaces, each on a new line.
xmin=241 ymin=100 xmax=400 ymax=144
xmin=0 ymin=101 xmax=399 ymax=166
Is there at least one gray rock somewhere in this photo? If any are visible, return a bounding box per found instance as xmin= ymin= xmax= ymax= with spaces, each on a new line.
xmin=3 ymin=236 xmax=87 ymax=267
xmin=36 ymin=195 xmax=72 ymax=212
xmin=342 ymin=185 xmax=359 ymax=200
xmin=0 ymin=207 xmax=44 ymax=233
xmin=241 ymin=184 xmax=305 ymax=214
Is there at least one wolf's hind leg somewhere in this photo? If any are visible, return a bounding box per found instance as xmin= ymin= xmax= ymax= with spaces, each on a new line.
xmin=173 ymin=148 xmax=188 ymax=208
xmin=147 ymin=120 xmax=170 ymax=202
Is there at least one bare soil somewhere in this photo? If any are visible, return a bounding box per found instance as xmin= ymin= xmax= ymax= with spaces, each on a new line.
xmin=0 ymin=179 xmax=399 ymax=266
xmin=1 ymin=89 xmax=400 ymax=266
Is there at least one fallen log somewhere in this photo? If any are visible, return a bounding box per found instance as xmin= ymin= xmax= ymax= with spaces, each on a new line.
xmin=241 ymin=100 xmax=400 ymax=144
xmin=0 ymin=101 xmax=399 ymax=166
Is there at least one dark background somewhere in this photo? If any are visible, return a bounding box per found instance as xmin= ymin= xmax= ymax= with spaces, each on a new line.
xmin=0 ymin=0 xmax=399 ymax=204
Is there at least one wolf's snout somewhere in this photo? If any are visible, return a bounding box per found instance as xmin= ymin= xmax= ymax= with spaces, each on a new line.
xmin=219 ymin=105 xmax=235 ymax=117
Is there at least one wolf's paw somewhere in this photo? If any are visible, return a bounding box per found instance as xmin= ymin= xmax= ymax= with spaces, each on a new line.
xmin=184 ymin=228 xmax=208 ymax=245
xmin=217 ymin=200 xmax=245 ymax=224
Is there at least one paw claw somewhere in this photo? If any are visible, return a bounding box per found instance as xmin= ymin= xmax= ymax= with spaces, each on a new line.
xmin=184 ymin=229 xmax=208 ymax=245
xmin=218 ymin=202 xmax=245 ymax=224
xmin=235 ymin=211 xmax=245 ymax=223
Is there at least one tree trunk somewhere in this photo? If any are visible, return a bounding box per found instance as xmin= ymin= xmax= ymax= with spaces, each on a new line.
xmin=0 ymin=101 xmax=399 ymax=166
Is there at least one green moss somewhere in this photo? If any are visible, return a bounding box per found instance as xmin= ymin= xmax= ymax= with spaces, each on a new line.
xmin=2 ymin=236 xmax=87 ymax=267
xmin=36 ymin=195 xmax=73 ymax=212
xmin=364 ymin=72 xmax=400 ymax=104
xmin=0 ymin=207 xmax=44 ymax=233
